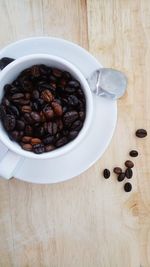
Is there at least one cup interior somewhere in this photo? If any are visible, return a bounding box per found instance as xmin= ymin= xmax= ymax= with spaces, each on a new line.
xmin=0 ymin=54 xmax=93 ymax=159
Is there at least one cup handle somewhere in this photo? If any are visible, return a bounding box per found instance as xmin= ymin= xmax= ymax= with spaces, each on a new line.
xmin=0 ymin=150 xmax=22 ymax=179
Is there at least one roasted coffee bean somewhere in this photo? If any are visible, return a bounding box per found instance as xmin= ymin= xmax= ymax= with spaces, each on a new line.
xmin=56 ymin=119 xmax=63 ymax=131
xmin=59 ymin=78 xmax=67 ymax=87
xmin=125 ymin=168 xmax=133 ymax=179
xmin=31 ymin=112 xmax=41 ymax=122
xmin=31 ymin=138 xmax=41 ymax=145
xmin=22 ymin=136 xmax=32 ymax=143
xmin=8 ymin=105 xmax=20 ymax=117
xmin=117 ymin=172 xmax=125 ymax=182
xmin=47 ymin=122 xmax=57 ymax=135
xmin=33 ymin=143 xmax=45 ymax=154
xmin=68 ymin=130 xmax=78 ymax=140
xmin=55 ymin=137 xmax=68 ymax=147
xmin=24 ymin=113 xmax=33 ymax=124
xmin=51 ymin=101 xmax=63 ymax=116
xmin=31 ymin=65 xmax=40 ymax=77
xmin=43 ymin=135 xmax=54 ymax=145
xmin=41 ymin=90 xmax=54 ymax=102
xmin=62 ymin=71 xmax=71 ymax=80
xmin=22 ymin=143 xmax=32 ymax=151
xmin=55 ymin=132 xmax=60 ymax=141
xmin=3 ymin=115 xmax=16 ymax=131
xmin=65 ymin=86 xmax=76 ymax=93
xmin=2 ymin=97 xmax=10 ymax=107
xmin=136 ymin=129 xmax=147 ymax=138
xmin=0 ymin=105 xmax=6 ymax=119
xmin=0 ymin=57 xmax=14 ymax=70
xmin=45 ymin=145 xmax=55 ymax=152
xmin=43 ymin=106 xmax=54 ymax=119
xmin=113 ymin=167 xmax=122 ymax=175
xmin=9 ymin=131 xmax=20 ymax=141
xmin=25 ymin=93 xmax=31 ymax=100
xmin=68 ymin=95 xmax=78 ymax=106
xmin=32 ymin=90 xmax=39 ymax=99
xmin=68 ymin=80 xmax=80 ymax=88
xmin=71 ymin=120 xmax=83 ymax=131
xmin=16 ymin=120 xmax=25 ymax=130
xmin=52 ymin=68 xmax=62 ymax=78
xmin=125 ymin=160 xmax=134 ymax=168
xmin=103 ymin=169 xmax=110 ymax=179
xmin=40 ymin=111 xmax=46 ymax=122
xmin=129 ymin=150 xmax=138 ymax=157
xmin=21 ymin=105 xmax=32 ymax=113
xmin=25 ymin=125 xmax=33 ymax=136
xmin=32 ymin=102 xmax=39 ymax=111
xmin=124 ymin=182 xmax=132 ymax=192
xmin=18 ymin=99 xmax=30 ymax=105
xmin=11 ymin=93 xmax=24 ymax=100
xmin=4 ymin=84 xmax=12 ymax=94
xmin=34 ymin=126 xmax=45 ymax=137
xmin=63 ymin=111 xmax=78 ymax=125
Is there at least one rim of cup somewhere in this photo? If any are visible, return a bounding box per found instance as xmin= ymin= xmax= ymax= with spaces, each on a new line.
xmin=0 ymin=54 xmax=93 ymax=159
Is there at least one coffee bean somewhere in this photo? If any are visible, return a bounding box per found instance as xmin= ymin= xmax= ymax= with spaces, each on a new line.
xmin=65 ymin=86 xmax=76 ymax=93
xmin=0 ymin=105 xmax=6 ymax=119
xmin=125 ymin=168 xmax=133 ymax=179
xmin=56 ymin=119 xmax=63 ymax=131
xmin=9 ymin=131 xmax=20 ymax=141
xmin=25 ymin=93 xmax=31 ymax=100
xmin=43 ymin=135 xmax=54 ymax=145
xmin=52 ymin=68 xmax=62 ymax=78
xmin=16 ymin=120 xmax=25 ymax=130
xmin=8 ymin=105 xmax=20 ymax=117
xmin=103 ymin=169 xmax=110 ymax=179
xmin=125 ymin=160 xmax=134 ymax=168
xmin=31 ymin=65 xmax=40 ymax=77
xmin=18 ymin=99 xmax=30 ymax=105
xmin=22 ymin=143 xmax=32 ymax=151
xmin=32 ymin=90 xmax=39 ymax=99
xmin=31 ymin=138 xmax=41 ymax=145
xmin=68 ymin=80 xmax=80 ymax=88
xmin=117 ymin=172 xmax=125 ymax=182
xmin=63 ymin=111 xmax=78 ymax=125
xmin=113 ymin=167 xmax=122 ymax=175
xmin=55 ymin=137 xmax=68 ymax=147
xmin=11 ymin=93 xmax=24 ymax=100
xmin=22 ymin=136 xmax=32 ymax=143
xmin=51 ymin=101 xmax=63 ymax=116
xmin=68 ymin=95 xmax=79 ymax=106
xmin=129 ymin=150 xmax=138 ymax=157
xmin=41 ymin=90 xmax=54 ymax=102
xmin=63 ymin=71 xmax=71 ymax=80
xmin=136 ymin=129 xmax=147 ymax=138
xmin=69 ymin=131 xmax=78 ymax=140
xmin=124 ymin=182 xmax=132 ymax=192
xmin=0 ymin=57 xmax=14 ymax=70
xmin=21 ymin=105 xmax=32 ymax=113
xmin=3 ymin=115 xmax=16 ymax=131
xmin=25 ymin=125 xmax=33 ymax=136
xmin=24 ymin=113 xmax=33 ymax=124
xmin=40 ymin=111 xmax=46 ymax=122
xmin=45 ymin=145 xmax=55 ymax=152
xmin=2 ymin=97 xmax=10 ymax=107
xmin=34 ymin=126 xmax=45 ymax=137
xmin=71 ymin=120 xmax=83 ymax=131
xmin=79 ymin=111 xmax=85 ymax=121
xmin=32 ymin=102 xmax=39 ymax=111
xmin=33 ymin=144 xmax=45 ymax=154
xmin=43 ymin=106 xmax=54 ymax=119
xmin=31 ymin=112 xmax=41 ymax=122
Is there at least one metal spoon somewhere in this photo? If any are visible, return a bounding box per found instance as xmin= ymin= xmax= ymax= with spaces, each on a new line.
xmin=87 ymin=68 xmax=127 ymax=100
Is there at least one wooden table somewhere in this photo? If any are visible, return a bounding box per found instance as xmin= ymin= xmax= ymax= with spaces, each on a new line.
xmin=0 ymin=1 xmax=150 ymax=266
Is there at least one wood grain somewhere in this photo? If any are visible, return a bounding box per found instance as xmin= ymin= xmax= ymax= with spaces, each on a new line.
xmin=0 ymin=0 xmax=150 ymax=266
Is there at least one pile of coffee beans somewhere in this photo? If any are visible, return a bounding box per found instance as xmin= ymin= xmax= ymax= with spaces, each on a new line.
xmin=0 ymin=60 xmax=86 ymax=154
xmin=103 ymin=128 xmax=147 ymax=192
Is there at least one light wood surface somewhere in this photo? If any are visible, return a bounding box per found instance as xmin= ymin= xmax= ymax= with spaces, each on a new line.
xmin=0 ymin=0 xmax=150 ymax=266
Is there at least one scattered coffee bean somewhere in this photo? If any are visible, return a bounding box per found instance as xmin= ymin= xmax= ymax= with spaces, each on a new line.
xmin=125 ymin=168 xmax=133 ymax=179
xmin=103 ymin=169 xmax=110 ymax=179
xmin=124 ymin=182 xmax=132 ymax=192
xmin=125 ymin=160 xmax=134 ymax=168
xmin=117 ymin=172 xmax=125 ymax=182
xmin=0 ymin=64 xmax=86 ymax=154
xmin=136 ymin=129 xmax=147 ymax=138
xmin=113 ymin=167 xmax=122 ymax=175
xmin=129 ymin=150 xmax=138 ymax=157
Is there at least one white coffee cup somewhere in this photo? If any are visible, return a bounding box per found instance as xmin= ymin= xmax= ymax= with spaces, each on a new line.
xmin=0 ymin=54 xmax=93 ymax=179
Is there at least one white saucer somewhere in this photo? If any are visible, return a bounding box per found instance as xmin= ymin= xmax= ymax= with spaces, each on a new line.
xmin=0 ymin=37 xmax=117 ymax=184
